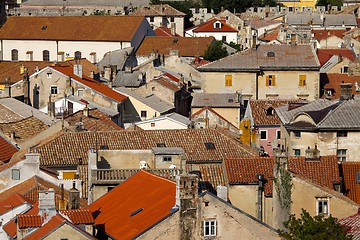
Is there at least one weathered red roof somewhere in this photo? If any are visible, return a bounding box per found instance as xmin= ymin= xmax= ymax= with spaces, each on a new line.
xmin=312 ymin=29 xmax=346 ymax=41
xmin=0 ymin=193 xmax=32 ymax=215
xmin=317 ymin=49 xmax=356 ymax=66
xmin=52 ymin=65 xmax=127 ymax=103
xmin=87 ymin=170 xmax=176 ymax=239
xmin=340 ymin=212 xmax=360 ymax=239
xmin=0 ymin=135 xmax=18 ymax=164
xmin=60 ymin=209 xmax=94 ymax=225
xmin=154 ymin=26 xmax=178 ymax=37
xmin=321 ymin=73 xmax=360 ymax=99
xmin=193 ymin=19 xmax=237 ymax=33
xmin=342 ymin=162 xmax=360 ymax=205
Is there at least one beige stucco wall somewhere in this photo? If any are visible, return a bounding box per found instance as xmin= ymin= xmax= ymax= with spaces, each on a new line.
xmin=43 ymin=223 xmax=91 ymax=240
xmin=327 ymin=58 xmax=352 ymax=74
xmin=122 ymin=95 xmax=161 ymax=123
xmin=97 ymin=150 xmax=154 ymax=169
xmin=319 ymin=36 xmax=344 ymax=49
xmin=291 ymin=177 xmax=359 ymax=219
xmin=191 ymin=107 xmax=240 ymax=128
xmin=228 ymin=185 xmax=273 ymax=226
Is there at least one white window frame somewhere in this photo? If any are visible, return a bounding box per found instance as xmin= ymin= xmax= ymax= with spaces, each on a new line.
xmin=337 ymin=149 xmax=347 ymax=161
xmin=50 ymin=86 xmax=58 ymax=95
xmin=204 ymin=219 xmax=216 ymax=237
xmin=260 ymin=130 xmax=267 ymax=140
xmin=316 ymin=198 xmax=329 ymax=216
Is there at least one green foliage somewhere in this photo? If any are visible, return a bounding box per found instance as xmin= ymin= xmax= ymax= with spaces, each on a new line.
xmin=202 ymin=0 xmax=278 ymax=14
xmin=91 ymin=10 xmax=110 ymax=15
xmin=280 ymin=209 xmax=352 ymax=240
xmin=316 ymin=0 xmax=343 ymax=7
xmin=203 ymin=40 xmax=228 ymax=61
xmin=228 ymin=41 xmax=241 ymax=51
xmin=274 ymin=160 xmax=293 ymax=209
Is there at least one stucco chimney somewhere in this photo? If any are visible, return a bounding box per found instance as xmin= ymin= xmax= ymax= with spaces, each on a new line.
xmin=38 ymin=188 xmax=56 ymax=222
xmin=340 ymin=82 xmax=353 ymax=100
xmin=83 ymin=105 xmax=89 ymax=117
xmin=305 ymin=145 xmax=320 ymax=160
xmin=73 ymin=64 xmax=83 ymax=78
xmin=68 ymin=181 xmax=80 ymax=209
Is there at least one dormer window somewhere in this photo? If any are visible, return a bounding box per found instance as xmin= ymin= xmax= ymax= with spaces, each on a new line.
xmin=214 ymin=21 xmax=221 ymax=29
xmin=267 ymin=52 xmax=275 ymax=57
xmin=266 ymin=107 xmax=275 ymax=116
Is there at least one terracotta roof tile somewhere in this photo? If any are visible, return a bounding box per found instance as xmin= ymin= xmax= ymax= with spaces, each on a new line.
xmin=17 ymin=214 xmax=43 ymax=228
xmin=154 ymin=26 xmax=179 ymax=37
xmin=52 ymin=65 xmax=127 ymax=103
xmin=0 ymin=16 xmax=146 ymax=42
xmin=36 ymin=129 xmax=256 ymax=167
xmin=321 ymin=73 xmax=360 ymax=99
xmin=64 ymin=109 xmax=123 ymax=131
xmin=312 ymin=29 xmax=346 ymax=41
xmin=152 ymin=77 xmax=181 ymax=92
xmin=136 ymin=36 xmax=215 ymax=57
xmin=341 ymin=162 xmax=360 ymax=205
xmin=0 ymin=193 xmax=33 ymax=215
xmin=87 ymin=170 xmax=176 ymax=239
xmin=250 ymin=19 xmax=281 ymax=29
xmin=24 ymin=214 xmax=64 ymax=240
xmin=0 ymin=135 xmax=18 ymax=163
xmin=259 ymin=28 xmax=280 ymax=42
xmin=317 ymin=49 xmax=356 ymax=66
xmin=340 ymin=213 xmax=360 ymax=239
xmin=197 ymin=163 xmax=226 ymax=194
xmin=60 ymin=209 xmax=94 ymax=225
xmin=0 ymin=116 xmax=49 ymax=143
xmin=193 ymin=19 xmax=238 ymax=33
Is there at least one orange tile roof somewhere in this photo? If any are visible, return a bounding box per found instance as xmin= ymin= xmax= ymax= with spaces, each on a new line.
xmin=51 ymin=65 xmax=127 ymax=103
xmin=136 ymin=36 xmax=214 ymax=57
xmin=60 ymin=209 xmax=94 ymax=225
xmin=0 ymin=135 xmax=18 ymax=163
xmin=340 ymin=212 xmax=360 ymax=239
xmin=342 ymin=162 xmax=360 ymax=205
xmin=0 ymin=16 xmax=145 ymax=42
xmin=321 ymin=73 xmax=360 ymax=99
xmin=312 ymin=29 xmax=346 ymax=41
xmin=193 ymin=19 xmax=238 ymax=33
xmin=154 ymin=26 xmax=178 ymax=37
xmin=87 ymin=170 xmax=176 ymax=239
xmin=197 ymin=163 xmax=227 ymax=194
xmin=259 ymin=28 xmax=280 ymax=42
xmin=152 ymin=77 xmax=181 ymax=92
xmin=35 ymin=129 xmax=256 ymax=167
xmin=0 ymin=193 xmax=33 ymax=215
xmin=64 ymin=109 xmax=123 ymax=131
xmin=17 ymin=214 xmax=43 ymax=228
xmin=317 ymin=49 xmax=356 ymax=66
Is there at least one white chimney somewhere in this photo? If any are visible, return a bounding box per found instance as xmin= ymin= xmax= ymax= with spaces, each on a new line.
xmin=38 ymin=188 xmax=56 ymax=222
xmin=73 ymin=64 xmax=83 ymax=78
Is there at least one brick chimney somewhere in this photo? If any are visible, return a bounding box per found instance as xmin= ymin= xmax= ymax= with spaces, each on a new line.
xmin=340 ymin=82 xmax=353 ymax=100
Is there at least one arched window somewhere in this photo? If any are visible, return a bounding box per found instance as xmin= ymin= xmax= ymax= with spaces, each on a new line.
xmin=11 ymin=49 xmax=18 ymax=61
xmin=74 ymin=51 xmax=81 ymax=60
xmin=43 ymin=50 xmax=50 ymax=61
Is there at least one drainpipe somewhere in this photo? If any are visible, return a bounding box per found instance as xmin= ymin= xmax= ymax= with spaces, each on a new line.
xmin=258 ymin=174 xmax=265 ymax=221
xmin=256 ymin=71 xmax=259 ymax=100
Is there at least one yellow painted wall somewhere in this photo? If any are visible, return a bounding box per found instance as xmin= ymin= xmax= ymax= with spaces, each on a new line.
xmin=280 ymin=0 xmax=317 ymax=10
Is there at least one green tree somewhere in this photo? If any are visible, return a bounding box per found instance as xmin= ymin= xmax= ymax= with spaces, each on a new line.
xmin=280 ymin=209 xmax=352 ymax=240
xmin=203 ymin=40 xmax=228 ymax=62
xmin=316 ymin=0 xmax=343 ymax=7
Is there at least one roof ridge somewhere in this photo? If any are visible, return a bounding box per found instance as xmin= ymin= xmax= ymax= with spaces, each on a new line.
xmin=317 ymin=100 xmax=345 ymax=126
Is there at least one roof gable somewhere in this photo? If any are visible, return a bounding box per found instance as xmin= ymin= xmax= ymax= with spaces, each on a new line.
xmin=193 ymin=19 xmax=238 ymax=33
xmin=317 ymin=49 xmax=356 ymax=66
xmin=0 ymin=135 xmax=18 ymax=163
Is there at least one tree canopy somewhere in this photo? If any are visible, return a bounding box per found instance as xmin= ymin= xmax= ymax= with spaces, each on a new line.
xmin=316 ymin=0 xmax=343 ymax=7
xmin=203 ymin=40 xmax=228 ymax=62
xmin=280 ymin=209 xmax=352 ymax=240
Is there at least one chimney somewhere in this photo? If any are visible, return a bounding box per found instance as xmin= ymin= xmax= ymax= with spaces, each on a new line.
xmin=340 ymin=82 xmax=353 ymax=100
xmin=24 ymin=152 xmax=41 ymax=175
xmin=305 ymin=145 xmax=320 ymax=160
xmin=290 ymin=34 xmax=296 ymax=45
xmin=175 ymin=173 xmax=198 ymax=239
xmin=90 ymin=71 xmax=94 ymax=79
xmin=257 ymin=174 xmax=265 ymax=222
xmin=217 ymin=186 xmax=227 ymax=201
xmin=58 ymin=184 xmax=66 ymax=210
xmin=68 ymin=181 xmax=80 ymax=209
xmin=38 ymin=188 xmax=56 ymax=222
xmin=10 ymin=131 xmax=16 ymax=140
xmin=252 ymin=34 xmax=257 ymax=49
xmin=171 ymin=22 xmax=176 ymax=36
xmin=47 ymin=95 xmax=55 ymax=117
xmin=83 ymin=105 xmax=89 ymax=117
xmin=22 ymin=66 xmax=30 ymax=105
xmin=73 ymin=64 xmax=83 ymax=78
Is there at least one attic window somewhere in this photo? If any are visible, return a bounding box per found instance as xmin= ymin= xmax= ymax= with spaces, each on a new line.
xmin=157 ymin=143 xmax=166 ymax=147
xmin=205 ymin=142 xmax=215 ymax=150
xmin=100 ymin=145 xmax=109 ymax=150
xmin=130 ymin=208 xmax=143 ymax=217
xmin=267 ymin=52 xmax=275 ymax=57
xmin=215 ymin=22 xmax=221 ymax=28
xmin=41 ymin=25 xmax=47 ymax=30
xmin=266 ymin=107 xmax=275 ymax=116
xmin=173 ymin=39 xmax=178 ymax=44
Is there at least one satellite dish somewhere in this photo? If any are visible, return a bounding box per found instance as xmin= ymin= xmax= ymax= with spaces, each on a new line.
xmin=139 ymin=161 xmax=148 ymax=169
xmin=169 ymin=164 xmax=176 ymax=169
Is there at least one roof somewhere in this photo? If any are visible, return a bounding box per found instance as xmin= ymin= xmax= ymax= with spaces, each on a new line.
xmin=154 ymin=26 xmax=179 ymax=37
xmin=0 ymin=193 xmax=33 ymax=215
xmin=0 ymin=16 xmax=146 ymax=41
xmin=342 ymin=162 xmax=360 ymax=205
xmin=24 ymin=214 xmax=95 ymax=240
xmin=0 ymin=116 xmax=49 ymax=143
xmin=248 ymin=99 xmax=303 ymax=126
xmin=224 ymin=155 xmax=340 ymax=196
xmin=115 ymin=86 xmax=174 ymax=113
xmin=258 ymin=27 xmax=280 ymax=42
xmin=312 ymin=29 xmax=346 ymax=41
xmin=35 ymin=129 xmax=256 ymax=167
xmin=17 ymin=214 xmax=43 ymax=228
xmin=191 ymin=107 xmax=239 ymax=130
xmin=150 ymin=76 xmax=181 ymax=92
xmin=87 ymin=170 xmax=176 ymax=239
xmin=135 ymin=112 xmax=189 ymax=126
xmin=321 ymin=73 xmax=360 ymax=99
xmin=192 ymin=93 xmax=241 ymax=108
xmin=60 ymin=209 xmax=95 ymax=225
xmin=113 ymin=70 xmax=144 ymax=88
xmin=286 ymin=13 xmax=357 ymax=27
xmin=51 ymin=66 xmax=127 ymax=103
xmin=0 ymin=135 xmax=18 ymax=163
xmin=317 ymin=49 xmax=356 ymax=66
xmin=340 ymin=213 xmax=360 ymax=239
xmin=64 ymin=108 xmax=123 ymax=131
xmin=20 ymin=0 xmax=150 ymax=7
xmin=197 ymin=163 xmax=227 ymax=194
xmin=198 ymin=44 xmax=320 ymax=72
xmin=250 ymin=19 xmax=281 ymax=29
xmin=66 ymin=95 xmax=119 ymax=117
xmin=192 ymin=19 xmax=238 ymax=33
xmin=96 ymin=47 xmax=134 ymax=72
xmin=136 ymin=36 xmax=214 ymax=57
xmin=131 ymin=4 xmax=186 ymax=17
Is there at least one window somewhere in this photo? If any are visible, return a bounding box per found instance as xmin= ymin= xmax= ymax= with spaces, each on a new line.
xmin=337 ymin=149 xmax=347 ymax=161
xmin=12 ymin=169 xmax=20 ymax=180
xmin=260 ymin=130 xmax=267 ymax=140
xmin=215 ymin=22 xmax=221 ymax=28
xmin=293 ymin=131 xmax=301 ymax=138
xmin=74 ymin=51 xmax=81 ymax=60
xmin=43 ymin=50 xmax=50 ymax=61
xmin=266 ymin=75 xmax=276 ymax=86
xmin=77 ymin=89 xmax=84 ymax=97
xmin=151 ymin=122 xmax=155 ymax=127
xmin=11 ymin=49 xmax=18 ymax=61
xmin=299 ymin=75 xmax=306 ymax=86
xmin=337 ymin=131 xmax=347 ymax=137
xmin=149 ymin=16 xmax=154 ymax=22
xmin=294 ymin=149 xmax=301 ymax=156
xmin=47 ymin=72 xmax=52 ymax=78
xmin=204 ymin=220 xmax=216 ymax=236
xmin=205 ymin=142 xmax=215 ymax=149
xmin=342 ymin=66 xmax=349 ymax=73
xmin=266 ymin=107 xmax=274 ymax=115
xmin=222 ymin=36 xmax=227 ymax=42
xmin=26 ymin=51 xmax=33 ymax=61
xmin=50 ymin=86 xmax=58 ymax=95
xmin=90 ymin=52 xmax=97 ymax=63
xmin=63 ymin=171 xmax=76 ymax=179
xmin=277 ymin=130 xmax=281 ymax=140
xmin=163 ymin=156 xmax=172 ymax=162
xmin=225 ymin=75 xmax=232 ymax=87
xmin=170 ymin=17 xmax=174 ymax=22
xmin=157 ymin=143 xmax=166 ymax=147
xmin=316 ymin=198 xmax=329 ymax=216
xmin=141 ymin=110 xmax=147 ymax=118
